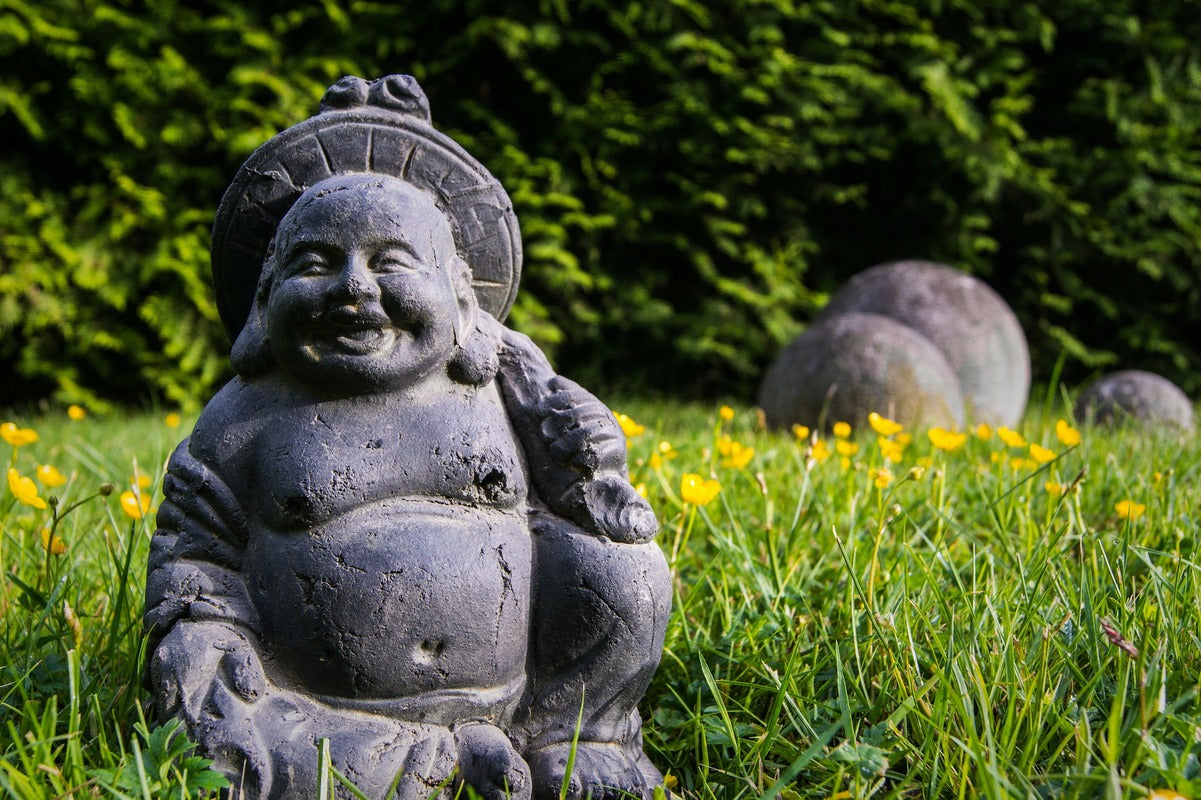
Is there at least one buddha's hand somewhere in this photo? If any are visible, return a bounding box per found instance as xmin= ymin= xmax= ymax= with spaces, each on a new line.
xmin=487 ymin=318 xmax=615 ymax=471
xmin=151 ymin=620 xmax=265 ymax=717
xmin=150 ymin=620 xmax=274 ymax=796
xmin=536 ymin=375 xmax=626 ymax=473
xmin=530 ymin=376 xmax=659 ymax=544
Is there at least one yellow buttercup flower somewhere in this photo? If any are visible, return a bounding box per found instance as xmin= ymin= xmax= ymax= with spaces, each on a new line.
xmin=680 ymin=473 xmax=721 ymax=506
xmin=8 ymin=468 xmax=47 ymax=510
xmin=835 ymin=439 xmax=859 ymax=457
xmin=877 ymin=437 xmax=904 ymax=463
xmin=67 ymin=405 xmax=87 ymax=421
xmin=132 ymin=473 xmax=152 ymax=489
xmin=40 ymin=528 xmax=66 ymax=556
xmin=1046 ymin=479 xmax=1079 ymax=496
xmin=715 ymin=435 xmax=753 ymax=467
xmin=975 ymin=423 xmax=993 ymax=440
xmin=721 ymin=441 xmax=755 ymax=469
xmin=832 ymin=421 xmax=852 ymax=439
xmin=633 ymin=482 xmax=648 ymax=499
xmin=718 ymin=405 xmax=735 ymax=421
xmin=648 ymin=440 xmax=677 ymax=469
xmin=1055 ymin=419 xmax=1081 ymax=447
xmin=1115 ymin=499 xmax=1146 ymax=520
xmin=164 ymin=412 xmax=182 ymax=429
xmin=791 ymin=424 xmax=810 ymax=441
xmin=613 ymin=412 xmax=645 ymax=438
xmin=810 ymin=439 xmax=831 ymax=464
xmin=120 ymin=490 xmax=156 ymax=520
xmin=997 ymin=427 xmax=1026 ymax=448
xmin=36 ymin=465 xmax=67 ymax=488
xmin=1029 ymin=443 xmax=1056 ymax=464
xmin=1146 ymin=790 xmax=1188 ymax=800
xmin=867 ymin=412 xmax=903 ymax=436
xmin=869 ymin=467 xmax=893 ymax=489
xmin=1 ymin=422 xmax=39 ymax=447
xmin=896 ymin=432 xmax=913 ymax=446
xmin=928 ymin=427 xmax=967 ymax=452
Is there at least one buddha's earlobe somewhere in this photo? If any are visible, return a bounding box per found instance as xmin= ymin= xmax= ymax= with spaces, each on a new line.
xmin=447 ymin=256 xmax=498 ymax=386
xmin=448 ymin=323 xmax=499 ymax=387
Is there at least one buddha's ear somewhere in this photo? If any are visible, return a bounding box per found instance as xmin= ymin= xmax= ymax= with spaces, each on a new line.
xmin=230 ymin=253 xmax=276 ymax=378
xmin=452 ymin=255 xmax=477 ymax=344
xmin=447 ymin=255 xmax=498 ymax=386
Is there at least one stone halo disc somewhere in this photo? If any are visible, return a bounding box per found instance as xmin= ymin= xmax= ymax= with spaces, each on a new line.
xmin=211 ymin=104 xmax=522 ymax=342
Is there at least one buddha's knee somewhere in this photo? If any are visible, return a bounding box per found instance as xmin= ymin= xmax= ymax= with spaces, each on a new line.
xmin=531 ymin=520 xmax=671 ymax=673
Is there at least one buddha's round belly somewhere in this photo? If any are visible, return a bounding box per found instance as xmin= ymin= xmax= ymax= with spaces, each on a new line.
xmin=245 ymin=500 xmax=531 ymax=705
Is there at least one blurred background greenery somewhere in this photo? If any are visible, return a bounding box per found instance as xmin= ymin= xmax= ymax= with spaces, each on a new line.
xmin=2 ymin=0 xmax=1199 ymax=411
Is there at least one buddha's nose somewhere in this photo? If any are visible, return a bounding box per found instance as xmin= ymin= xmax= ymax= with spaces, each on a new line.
xmin=331 ymin=255 xmax=380 ymax=303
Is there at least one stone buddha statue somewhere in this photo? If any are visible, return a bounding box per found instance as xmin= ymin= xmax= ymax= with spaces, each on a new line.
xmin=144 ymin=75 xmax=671 ymax=800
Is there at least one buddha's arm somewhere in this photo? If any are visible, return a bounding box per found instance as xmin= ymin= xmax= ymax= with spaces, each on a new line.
xmin=143 ymin=441 xmax=278 ymax=790
xmin=146 ymin=440 xmax=259 ymax=645
xmin=487 ymin=317 xmax=658 ymax=544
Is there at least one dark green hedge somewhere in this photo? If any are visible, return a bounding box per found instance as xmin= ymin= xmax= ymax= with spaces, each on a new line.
xmin=2 ymin=0 xmax=1199 ymax=409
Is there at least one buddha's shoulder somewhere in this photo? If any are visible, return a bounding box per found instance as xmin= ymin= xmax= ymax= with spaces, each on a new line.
xmin=185 ymin=377 xmax=293 ymax=467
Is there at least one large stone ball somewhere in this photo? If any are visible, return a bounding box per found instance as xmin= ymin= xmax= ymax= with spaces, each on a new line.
xmin=818 ymin=260 xmax=1030 ymax=426
xmin=758 ymin=312 xmax=965 ymax=431
xmin=1075 ymin=370 xmax=1195 ymax=431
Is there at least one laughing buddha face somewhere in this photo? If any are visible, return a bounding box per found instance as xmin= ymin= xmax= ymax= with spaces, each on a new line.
xmin=244 ymin=174 xmax=472 ymax=391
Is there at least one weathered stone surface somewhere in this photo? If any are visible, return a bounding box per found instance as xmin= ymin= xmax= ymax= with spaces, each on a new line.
xmin=146 ymin=76 xmax=670 ymax=800
xmin=758 ymin=312 xmax=965 ymax=431
xmin=818 ymin=260 xmax=1030 ymax=426
xmin=1075 ymin=369 xmax=1196 ymax=431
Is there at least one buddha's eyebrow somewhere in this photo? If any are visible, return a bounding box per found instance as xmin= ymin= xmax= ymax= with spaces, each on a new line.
xmin=365 ymin=237 xmax=421 ymax=258
xmin=280 ymin=236 xmax=425 ymax=266
xmin=283 ymin=240 xmax=339 ymax=260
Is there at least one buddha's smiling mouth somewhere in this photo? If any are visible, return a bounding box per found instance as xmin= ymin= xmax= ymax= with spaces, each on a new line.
xmin=327 ymin=325 xmax=398 ymax=354
xmin=301 ymin=313 xmax=401 ymax=356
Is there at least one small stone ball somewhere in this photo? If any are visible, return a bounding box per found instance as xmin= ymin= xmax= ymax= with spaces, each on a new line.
xmin=818 ymin=260 xmax=1030 ymax=426
xmin=758 ymin=312 xmax=965 ymax=431
xmin=1075 ymin=370 xmax=1195 ymax=431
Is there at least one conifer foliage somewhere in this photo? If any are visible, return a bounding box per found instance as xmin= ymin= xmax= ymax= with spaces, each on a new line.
xmin=2 ymin=1 xmax=1198 ymax=406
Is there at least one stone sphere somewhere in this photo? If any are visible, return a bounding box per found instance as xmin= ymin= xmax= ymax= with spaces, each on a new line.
xmin=758 ymin=312 xmax=965 ymax=431
xmin=1075 ymin=370 xmax=1195 ymax=431
xmin=818 ymin=260 xmax=1030 ymax=426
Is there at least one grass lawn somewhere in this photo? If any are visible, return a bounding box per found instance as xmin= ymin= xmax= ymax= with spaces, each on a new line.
xmin=0 ymin=401 xmax=1198 ymax=798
